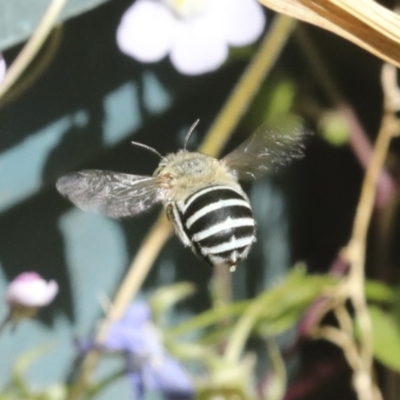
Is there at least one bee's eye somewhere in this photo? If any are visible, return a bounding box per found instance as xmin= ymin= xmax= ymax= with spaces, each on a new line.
xmin=162 ymin=172 xmax=174 ymax=182
xmin=153 ymin=167 xmax=163 ymax=176
xmin=157 ymin=172 xmax=174 ymax=187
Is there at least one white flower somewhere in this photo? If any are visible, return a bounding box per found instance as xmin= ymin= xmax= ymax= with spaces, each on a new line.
xmin=5 ymin=272 xmax=58 ymax=313
xmin=116 ymin=0 xmax=266 ymax=75
xmin=0 ymin=53 xmax=6 ymax=84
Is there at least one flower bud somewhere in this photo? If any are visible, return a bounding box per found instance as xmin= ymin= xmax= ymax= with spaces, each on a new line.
xmin=5 ymin=272 xmax=58 ymax=321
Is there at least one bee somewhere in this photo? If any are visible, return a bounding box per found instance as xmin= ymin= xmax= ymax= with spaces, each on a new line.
xmin=56 ymin=119 xmax=307 ymax=272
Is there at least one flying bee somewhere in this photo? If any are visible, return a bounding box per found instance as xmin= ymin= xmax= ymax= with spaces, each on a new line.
xmin=56 ymin=118 xmax=307 ymax=271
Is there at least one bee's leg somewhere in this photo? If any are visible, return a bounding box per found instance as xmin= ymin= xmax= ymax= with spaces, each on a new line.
xmin=165 ymin=203 xmax=192 ymax=247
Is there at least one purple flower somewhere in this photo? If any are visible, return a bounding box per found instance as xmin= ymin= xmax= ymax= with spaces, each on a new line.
xmin=116 ymin=0 xmax=266 ymax=75
xmin=5 ymin=272 xmax=58 ymax=321
xmin=104 ymin=303 xmax=194 ymax=400
xmin=105 ymin=303 xmax=163 ymax=355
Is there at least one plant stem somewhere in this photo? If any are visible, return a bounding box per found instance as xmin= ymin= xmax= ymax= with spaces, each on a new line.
xmin=200 ymin=15 xmax=296 ymax=154
xmin=0 ymin=0 xmax=66 ymax=101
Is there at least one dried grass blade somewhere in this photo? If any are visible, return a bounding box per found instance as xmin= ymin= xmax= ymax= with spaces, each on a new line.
xmin=258 ymin=0 xmax=400 ymax=68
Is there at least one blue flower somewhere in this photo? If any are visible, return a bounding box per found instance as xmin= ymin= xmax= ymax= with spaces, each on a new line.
xmin=104 ymin=303 xmax=194 ymax=400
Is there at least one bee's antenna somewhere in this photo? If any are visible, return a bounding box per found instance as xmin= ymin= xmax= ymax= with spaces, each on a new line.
xmin=131 ymin=141 xmax=164 ymax=159
xmin=184 ymin=119 xmax=200 ymax=150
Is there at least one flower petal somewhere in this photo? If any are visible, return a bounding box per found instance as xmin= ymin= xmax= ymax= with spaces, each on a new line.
xmin=216 ymin=0 xmax=266 ymax=47
xmin=104 ymin=304 xmax=163 ymax=355
xmin=5 ymin=273 xmax=58 ymax=307
xmin=106 ymin=322 xmax=163 ymax=355
xmin=116 ymin=0 xmax=177 ymax=63
xmin=143 ymin=356 xmax=194 ymax=400
xmin=128 ymin=370 xmax=146 ymax=400
xmin=122 ymin=302 xmax=151 ymax=325
xmin=170 ymin=16 xmax=228 ymax=75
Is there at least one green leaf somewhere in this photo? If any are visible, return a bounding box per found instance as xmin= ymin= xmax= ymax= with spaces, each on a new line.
xmin=168 ymin=301 xmax=249 ymax=337
xmin=370 ymin=306 xmax=400 ymax=372
xmin=264 ymin=339 xmax=286 ymax=400
xmin=198 ymin=354 xmax=257 ymax=400
xmin=149 ymin=282 xmax=195 ymax=324
xmin=257 ymin=308 xmax=303 ymax=337
xmin=365 ymin=280 xmax=396 ymax=304
xmin=243 ymin=75 xmax=298 ymax=131
xmin=199 ymin=323 xmax=237 ymax=347
xmin=43 ymin=383 xmax=68 ymax=400
xmin=266 ymin=81 xmax=296 ymax=119
xmin=12 ymin=344 xmax=52 ymax=397
xmin=224 ymin=271 xmax=334 ymax=362
xmin=170 ymin=268 xmax=334 ymax=340
xmin=87 ymin=370 xmax=125 ymax=399
xmin=167 ymin=341 xmax=214 ymax=361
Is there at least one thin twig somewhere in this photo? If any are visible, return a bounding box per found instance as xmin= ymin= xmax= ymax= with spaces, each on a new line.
xmin=334 ymin=304 xmax=353 ymax=336
xmin=67 ymin=14 xmax=297 ymax=400
xmin=0 ymin=26 xmax=63 ymax=107
xmin=0 ymin=0 xmax=66 ymax=101
xmin=314 ymin=64 xmax=400 ymax=400
xmin=296 ymin=23 xmax=399 ymax=400
xmin=199 ymin=15 xmax=296 ymax=155
xmin=313 ymin=326 xmax=362 ymax=372
xmin=296 ymin=26 xmax=395 ymax=207
xmin=341 ymin=64 xmax=400 ymax=400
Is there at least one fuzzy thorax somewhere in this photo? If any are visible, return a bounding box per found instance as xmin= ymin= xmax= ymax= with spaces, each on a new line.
xmin=155 ymin=150 xmax=241 ymax=203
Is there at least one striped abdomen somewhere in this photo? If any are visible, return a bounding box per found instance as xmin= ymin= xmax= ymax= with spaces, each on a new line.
xmin=177 ymin=185 xmax=256 ymax=267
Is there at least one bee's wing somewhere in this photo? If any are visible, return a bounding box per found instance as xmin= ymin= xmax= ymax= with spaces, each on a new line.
xmin=56 ymin=170 xmax=164 ymax=218
xmin=222 ymin=117 xmax=308 ymax=180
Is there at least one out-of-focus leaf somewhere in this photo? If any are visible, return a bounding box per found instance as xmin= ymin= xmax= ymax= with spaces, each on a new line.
xmin=257 ymin=308 xmax=303 ymax=336
xmin=365 ymin=280 xmax=396 ymax=304
xmin=169 ymin=301 xmax=249 ymax=337
xmin=87 ymin=370 xmax=125 ymax=399
xmin=263 ymin=339 xmax=286 ymax=400
xmin=0 ymin=0 xmax=110 ymax=51
xmin=225 ymin=270 xmax=334 ymax=362
xmin=200 ymin=305 xmax=306 ymax=346
xmin=167 ymin=341 xmax=214 ymax=361
xmin=12 ymin=344 xmax=52 ymax=397
xmin=150 ymin=282 xmax=195 ymax=324
xmin=197 ymin=354 xmax=256 ymax=400
xmin=245 ymin=77 xmax=298 ymax=130
xmin=44 ymin=383 xmax=68 ymax=400
xmin=170 ymin=268 xmax=334 ymax=339
xmin=319 ymin=111 xmax=350 ymax=146
xmin=229 ymin=44 xmax=258 ymax=62
xmin=370 ymin=306 xmax=400 ymax=372
xmin=200 ymin=324 xmax=234 ymax=346
xmin=266 ymin=81 xmax=296 ymax=120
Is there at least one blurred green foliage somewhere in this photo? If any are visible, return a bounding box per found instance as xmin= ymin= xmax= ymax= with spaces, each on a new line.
xmin=3 ymin=269 xmax=400 ymax=400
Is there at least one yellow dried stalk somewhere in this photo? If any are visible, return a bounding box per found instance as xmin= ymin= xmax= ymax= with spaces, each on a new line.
xmin=258 ymin=0 xmax=400 ymax=68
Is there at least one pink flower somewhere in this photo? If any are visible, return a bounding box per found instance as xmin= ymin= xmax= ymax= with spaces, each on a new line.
xmin=5 ymin=272 xmax=58 ymax=320
xmin=116 ymin=0 xmax=266 ymax=75
xmin=0 ymin=53 xmax=6 ymax=84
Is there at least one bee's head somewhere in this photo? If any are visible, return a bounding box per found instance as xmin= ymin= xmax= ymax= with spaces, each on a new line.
xmin=154 ymin=151 xmax=222 ymax=188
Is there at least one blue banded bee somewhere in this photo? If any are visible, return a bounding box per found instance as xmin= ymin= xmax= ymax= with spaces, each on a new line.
xmin=56 ymin=119 xmax=306 ymax=271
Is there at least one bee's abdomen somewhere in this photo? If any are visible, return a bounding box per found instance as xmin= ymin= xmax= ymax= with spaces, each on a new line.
xmin=179 ymin=185 xmax=256 ymax=267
